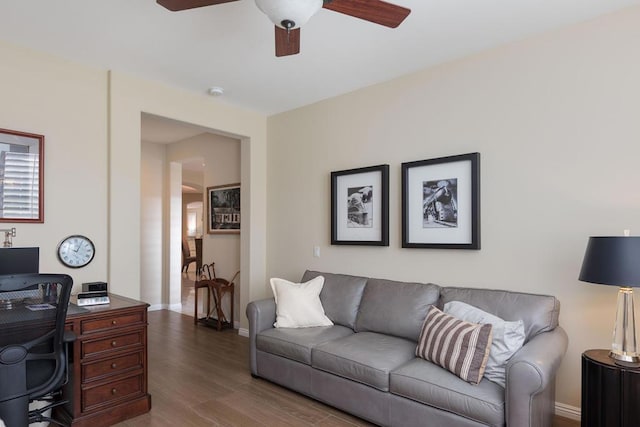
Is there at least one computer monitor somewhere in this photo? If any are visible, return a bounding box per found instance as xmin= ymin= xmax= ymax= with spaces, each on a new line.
xmin=0 ymin=247 xmax=39 ymax=275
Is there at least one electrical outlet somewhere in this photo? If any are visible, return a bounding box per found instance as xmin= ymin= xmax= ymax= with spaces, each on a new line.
xmin=313 ymin=246 xmax=320 ymax=258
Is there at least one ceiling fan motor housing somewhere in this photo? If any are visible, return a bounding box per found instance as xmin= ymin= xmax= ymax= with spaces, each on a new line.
xmin=254 ymin=0 xmax=323 ymax=29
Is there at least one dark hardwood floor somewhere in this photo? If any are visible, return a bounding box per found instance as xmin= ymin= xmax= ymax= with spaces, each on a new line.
xmin=115 ymin=310 xmax=578 ymax=427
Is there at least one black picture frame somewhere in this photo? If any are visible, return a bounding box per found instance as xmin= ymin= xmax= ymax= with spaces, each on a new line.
xmin=331 ymin=164 xmax=389 ymax=246
xmin=207 ymin=183 xmax=241 ymax=234
xmin=402 ymin=153 xmax=480 ymax=249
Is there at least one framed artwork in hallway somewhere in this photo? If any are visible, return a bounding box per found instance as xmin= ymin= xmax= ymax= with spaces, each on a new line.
xmin=207 ymin=183 xmax=240 ymax=234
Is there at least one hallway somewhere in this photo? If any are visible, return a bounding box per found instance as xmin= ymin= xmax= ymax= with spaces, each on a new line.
xmin=173 ymin=268 xmax=197 ymax=317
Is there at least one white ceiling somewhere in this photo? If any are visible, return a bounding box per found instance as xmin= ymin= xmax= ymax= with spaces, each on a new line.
xmin=0 ymin=1 xmax=638 ymax=115
xmin=141 ymin=114 xmax=209 ymax=144
xmin=140 ymin=114 xmax=209 ymax=176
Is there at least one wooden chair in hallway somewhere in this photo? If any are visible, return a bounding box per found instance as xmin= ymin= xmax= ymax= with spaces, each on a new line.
xmin=181 ymin=237 xmax=196 ymax=272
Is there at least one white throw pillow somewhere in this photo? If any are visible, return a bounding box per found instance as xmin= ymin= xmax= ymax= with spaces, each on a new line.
xmin=270 ymin=276 xmax=333 ymax=328
xmin=444 ymin=301 xmax=525 ymax=387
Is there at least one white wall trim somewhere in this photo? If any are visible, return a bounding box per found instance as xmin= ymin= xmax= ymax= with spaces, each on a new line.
xmin=238 ymin=327 xmax=249 ymax=337
xmin=555 ymin=402 xmax=580 ymax=421
xmin=147 ymin=304 xmax=167 ymax=311
xmin=168 ymin=303 xmax=183 ymax=312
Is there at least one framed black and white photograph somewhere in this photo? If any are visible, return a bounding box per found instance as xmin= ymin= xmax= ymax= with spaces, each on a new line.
xmin=207 ymin=183 xmax=240 ymax=234
xmin=331 ymin=164 xmax=389 ymax=246
xmin=402 ymin=153 xmax=480 ymax=249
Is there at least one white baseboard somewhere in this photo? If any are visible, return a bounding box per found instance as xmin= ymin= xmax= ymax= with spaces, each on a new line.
xmin=147 ymin=304 xmax=167 ymax=311
xmin=555 ymin=402 xmax=580 ymax=421
xmin=238 ymin=328 xmax=249 ymax=337
xmin=168 ymin=303 xmax=182 ymax=312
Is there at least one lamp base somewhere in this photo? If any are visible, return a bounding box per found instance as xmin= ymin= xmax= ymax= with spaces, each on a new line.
xmin=610 ymin=286 xmax=640 ymax=364
xmin=609 ymin=350 xmax=640 ymax=364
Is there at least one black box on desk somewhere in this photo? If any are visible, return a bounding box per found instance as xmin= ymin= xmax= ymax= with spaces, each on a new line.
xmin=82 ymin=281 xmax=107 ymax=293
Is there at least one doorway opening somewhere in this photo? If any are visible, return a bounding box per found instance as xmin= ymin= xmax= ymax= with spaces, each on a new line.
xmin=140 ymin=113 xmax=241 ymax=325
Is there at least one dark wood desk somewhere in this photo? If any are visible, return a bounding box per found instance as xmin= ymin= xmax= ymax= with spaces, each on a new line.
xmin=59 ymin=294 xmax=152 ymax=426
xmin=582 ymin=349 xmax=640 ymax=427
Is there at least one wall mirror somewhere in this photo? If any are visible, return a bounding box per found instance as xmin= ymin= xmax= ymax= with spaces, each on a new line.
xmin=0 ymin=128 xmax=44 ymax=223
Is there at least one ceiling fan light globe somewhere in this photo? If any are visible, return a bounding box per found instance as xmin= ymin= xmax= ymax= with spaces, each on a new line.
xmin=254 ymin=0 xmax=323 ymax=29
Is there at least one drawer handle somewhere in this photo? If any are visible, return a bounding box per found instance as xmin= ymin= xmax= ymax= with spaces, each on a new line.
xmin=111 ymin=363 xmax=117 ymax=369
xmin=111 ymin=341 xmax=117 ymax=347
xmin=112 ymin=320 xmax=117 ymax=325
xmin=111 ymin=388 xmax=117 ymax=395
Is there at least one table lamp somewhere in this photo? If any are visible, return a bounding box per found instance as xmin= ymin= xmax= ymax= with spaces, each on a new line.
xmin=579 ymin=236 xmax=640 ymax=363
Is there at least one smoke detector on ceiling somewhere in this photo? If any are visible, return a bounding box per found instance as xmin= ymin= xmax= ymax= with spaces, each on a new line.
xmin=208 ymin=86 xmax=224 ymax=97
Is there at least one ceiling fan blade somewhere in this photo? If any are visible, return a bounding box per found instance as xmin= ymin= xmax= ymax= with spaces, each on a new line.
xmin=323 ymin=0 xmax=410 ymax=28
xmin=156 ymin=0 xmax=239 ymax=12
xmin=275 ymin=27 xmax=301 ymax=57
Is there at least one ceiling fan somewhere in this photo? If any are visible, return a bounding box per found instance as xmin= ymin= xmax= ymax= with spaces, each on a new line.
xmin=156 ymin=0 xmax=411 ymax=57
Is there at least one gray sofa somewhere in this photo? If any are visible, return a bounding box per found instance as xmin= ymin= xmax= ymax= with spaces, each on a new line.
xmin=246 ymin=271 xmax=568 ymax=427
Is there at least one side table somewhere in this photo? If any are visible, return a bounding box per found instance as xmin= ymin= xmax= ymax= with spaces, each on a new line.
xmin=582 ymin=349 xmax=640 ymax=427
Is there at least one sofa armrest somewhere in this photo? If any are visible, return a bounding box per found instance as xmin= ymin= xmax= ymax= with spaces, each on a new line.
xmin=246 ymin=298 xmax=276 ymax=375
xmin=505 ymin=326 xmax=568 ymax=427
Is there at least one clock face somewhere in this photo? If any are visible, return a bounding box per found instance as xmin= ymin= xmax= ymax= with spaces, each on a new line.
xmin=57 ymin=235 xmax=95 ymax=268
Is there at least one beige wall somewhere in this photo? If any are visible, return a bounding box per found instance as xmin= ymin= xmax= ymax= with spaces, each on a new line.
xmin=266 ymin=7 xmax=640 ymax=408
xmin=168 ymin=132 xmax=241 ymax=282
xmin=0 ymin=40 xmax=268 ymax=331
xmin=109 ymin=71 xmax=267 ymax=328
xmin=182 ymin=169 xmax=204 ymax=193
xmin=0 ymin=40 xmax=108 ymax=289
xmin=168 ymin=133 xmax=241 ymax=320
xmin=141 ymin=141 xmax=167 ymax=305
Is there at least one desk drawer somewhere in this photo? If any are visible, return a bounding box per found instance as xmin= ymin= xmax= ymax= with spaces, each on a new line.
xmin=80 ymin=312 xmax=145 ymax=335
xmin=82 ymin=374 xmax=143 ymax=412
xmin=82 ymin=351 xmax=143 ymax=382
xmin=82 ymin=330 xmax=143 ymax=358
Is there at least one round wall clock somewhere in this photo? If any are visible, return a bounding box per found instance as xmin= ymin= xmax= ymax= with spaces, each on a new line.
xmin=57 ymin=235 xmax=95 ymax=268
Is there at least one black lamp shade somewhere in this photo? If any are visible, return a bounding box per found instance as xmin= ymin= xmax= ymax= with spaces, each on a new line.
xmin=579 ymin=237 xmax=640 ymax=287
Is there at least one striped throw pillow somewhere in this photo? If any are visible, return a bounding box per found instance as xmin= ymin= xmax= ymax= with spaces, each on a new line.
xmin=416 ymin=305 xmax=493 ymax=384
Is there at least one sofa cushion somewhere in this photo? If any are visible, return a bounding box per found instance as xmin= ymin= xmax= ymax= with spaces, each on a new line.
xmin=355 ymin=278 xmax=440 ymax=341
xmin=440 ymin=287 xmax=559 ymax=342
xmin=256 ymin=325 xmax=354 ymax=365
xmin=270 ymin=276 xmax=333 ymax=328
xmin=301 ymin=270 xmax=367 ymax=329
xmin=390 ymin=358 xmax=505 ymax=426
xmin=416 ymin=306 xmax=493 ymax=384
xmin=312 ymin=332 xmax=416 ymax=391
xmin=444 ymin=301 xmax=525 ymax=387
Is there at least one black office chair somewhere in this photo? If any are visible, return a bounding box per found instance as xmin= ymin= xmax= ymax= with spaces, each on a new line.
xmin=0 ymin=274 xmax=74 ymax=427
